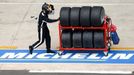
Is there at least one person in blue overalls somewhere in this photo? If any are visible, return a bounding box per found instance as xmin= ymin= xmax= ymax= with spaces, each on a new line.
xmin=29 ymin=3 xmax=59 ymax=54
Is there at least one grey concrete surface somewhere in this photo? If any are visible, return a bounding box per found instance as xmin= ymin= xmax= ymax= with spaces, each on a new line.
xmin=0 ymin=3 xmax=134 ymax=49
xmin=0 ymin=64 xmax=134 ymax=72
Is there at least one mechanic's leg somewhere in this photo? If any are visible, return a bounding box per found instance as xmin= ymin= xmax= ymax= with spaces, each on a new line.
xmin=29 ymin=25 xmax=42 ymax=54
xmin=34 ymin=26 xmax=45 ymax=49
xmin=45 ymin=27 xmax=55 ymax=53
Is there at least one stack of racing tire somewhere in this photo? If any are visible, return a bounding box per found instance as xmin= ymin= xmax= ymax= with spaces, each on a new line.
xmin=60 ymin=6 xmax=105 ymax=48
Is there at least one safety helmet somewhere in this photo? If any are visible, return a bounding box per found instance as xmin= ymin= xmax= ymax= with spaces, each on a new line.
xmin=42 ymin=3 xmax=54 ymax=14
xmin=42 ymin=3 xmax=49 ymax=10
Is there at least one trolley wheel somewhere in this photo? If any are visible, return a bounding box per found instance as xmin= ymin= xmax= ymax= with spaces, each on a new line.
xmin=108 ymin=42 xmax=111 ymax=51
xmin=70 ymin=7 xmax=81 ymax=26
xmin=94 ymin=30 xmax=105 ymax=48
xmin=91 ymin=6 xmax=105 ymax=27
xmin=80 ymin=6 xmax=91 ymax=27
xmin=58 ymin=51 xmax=65 ymax=56
xmin=83 ymin=30 xmax=93 ymax=48
xmin=60 ymin=7 xmax=71 ymax=26
xmin=108 ymin=46 xmax=111 ymax=51
xmin=62 ymin=29 xmax=72 ymax=48
xmin=104 ymin=51 xmax=108 ymax=56
xmin=104 ymin=42 xmax=111 ymax=56
xmin=73 ymin=30 xmax=82 ymax=48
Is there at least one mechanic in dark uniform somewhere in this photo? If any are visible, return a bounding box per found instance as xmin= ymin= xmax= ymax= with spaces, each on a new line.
xmin=29 ymin=3 xmax=59 ymax=54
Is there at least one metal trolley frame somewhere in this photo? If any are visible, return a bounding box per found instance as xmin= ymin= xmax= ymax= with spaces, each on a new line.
xmin=58 ymin=16 xmax=113 ymax=56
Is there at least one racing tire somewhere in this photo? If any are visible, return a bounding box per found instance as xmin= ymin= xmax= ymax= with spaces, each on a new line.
xmin=70 ymin=7 xmax=81 ymax=26
xmin=91 ymin=6 xmax=105 ymax=27
xmin=62 ymin=29 xmax=72 ymax=48
xmin=80 ymin=6 xmax=91 ymax=27
xmin=60 ymin=7 xmax=71 ymax=26
xmin=83 ymin=30 xmax=93 ymax=48
xmin=72 ymin=30 xmax=82 ymax=48
xmin=94 ymin=30 xmax=105 ymax=48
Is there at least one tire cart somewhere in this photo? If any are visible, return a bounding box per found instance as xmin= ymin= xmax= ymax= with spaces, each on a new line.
xmin=58 ymin=6 xmax=120 ymax=56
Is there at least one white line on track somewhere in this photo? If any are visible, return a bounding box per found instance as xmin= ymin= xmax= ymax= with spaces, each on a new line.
xmin=29 ymin=70 xmax=133 ymax=74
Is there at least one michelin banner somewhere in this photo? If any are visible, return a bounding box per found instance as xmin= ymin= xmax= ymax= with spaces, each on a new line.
xmin=0 ymin=50 xmax=134 ymax=64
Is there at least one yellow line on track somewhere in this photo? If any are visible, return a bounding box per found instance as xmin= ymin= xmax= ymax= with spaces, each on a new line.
xmin=111 ymin=47 xmax=134 ymax=50
xmin=0 ymin=46 xmax=17 ymax=50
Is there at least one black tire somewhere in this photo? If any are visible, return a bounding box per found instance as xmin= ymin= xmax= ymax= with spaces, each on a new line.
xmin=80 ymin=6 xmax=91 ymax=27
xmin=94 ymin=30 xmax=105 ymax=48
xmin=72 ymin=30 xmax=82 ymax=48
xmin=70 ymin=7 xmax=81 ymax=26
xmin=83 ymin=30 xmax=93 ymax=48
xmin=60 ymin=7 xmax=71 ymax=26
xmin=62 ymin=29 xmax=72 ymax=48
xmin=91 ymin=6 xmax=105 ymax=27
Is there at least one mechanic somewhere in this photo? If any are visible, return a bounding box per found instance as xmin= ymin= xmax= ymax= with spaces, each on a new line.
xmin=29 ymin=3 xmax=59 ymax=54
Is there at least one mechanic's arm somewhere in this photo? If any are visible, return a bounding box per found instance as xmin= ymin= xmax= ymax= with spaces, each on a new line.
xmin=45 ymin=17 xmax=59 ymax=23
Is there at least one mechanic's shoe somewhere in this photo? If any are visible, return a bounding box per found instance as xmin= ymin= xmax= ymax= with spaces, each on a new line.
xmin=47 ymin=49 xmax=56 ymax=53
xmin=29 ymin=46 xmax=33 ymax=54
